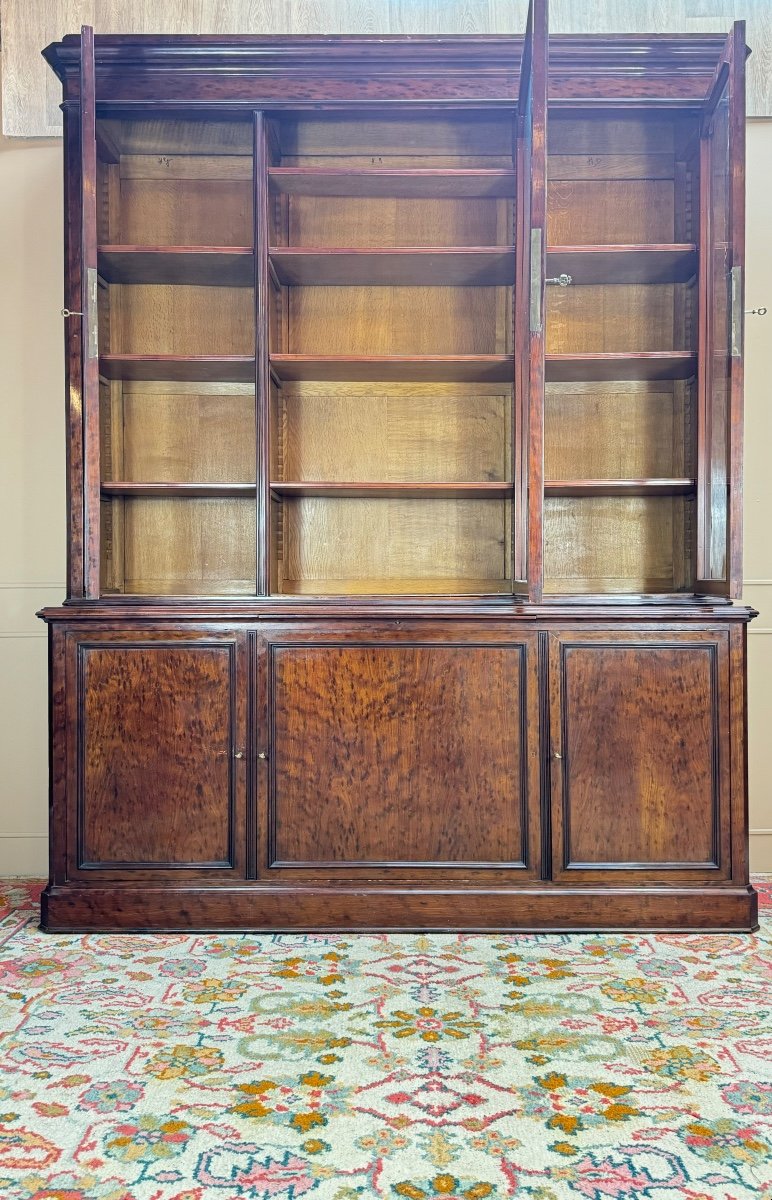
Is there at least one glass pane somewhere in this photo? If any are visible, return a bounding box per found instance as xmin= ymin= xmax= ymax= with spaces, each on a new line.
xmin=94 ymin=117 xmax=257 ymax=596
xmin=265 ymin=114 xmax=518 ymax=596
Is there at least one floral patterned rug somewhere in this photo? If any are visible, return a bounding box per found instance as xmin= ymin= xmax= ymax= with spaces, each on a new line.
xmin=0 ymin=881 xmax=770 ymax=1200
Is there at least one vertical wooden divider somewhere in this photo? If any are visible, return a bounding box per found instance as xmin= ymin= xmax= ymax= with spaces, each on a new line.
xmin=64 ymin=107 xmax=84 ymax=599
xmin=696 ymin=134 xmax=711 ymax=586
xmin=254 ymin=112 xmax=272 ymax=595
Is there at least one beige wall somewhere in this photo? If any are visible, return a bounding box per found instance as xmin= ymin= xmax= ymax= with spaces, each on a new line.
xmin=0 ymin=102 xmax=770 ymax=875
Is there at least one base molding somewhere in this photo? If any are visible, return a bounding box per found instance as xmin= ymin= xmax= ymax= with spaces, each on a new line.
xmin=40 ymin=884 xmax=760 ymax=933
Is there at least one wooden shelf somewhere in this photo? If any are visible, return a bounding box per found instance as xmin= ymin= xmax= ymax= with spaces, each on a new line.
xmin=279 ymin=578 xmax=514 ymax=595
xmin=269 ymin=354 xmax=514 ymax=384
xmin=545 ymin=479 xmax=696 ymax=497
xmin=269 ymin=247 xmax=515 ymax=287
xmin=101 ymin=482 xmax=256 ymax=498
xmin=545 ymin=353 xmax=697 ymax=383
xmin=268 ymin=168 xmax=516 ymax=199
xmin=99 ymin=355 xmax=255 ymax=383
xmin=98 ymin=246 xmax=254 ymax=286
xmin=547 ymin=244 xmax=697 ymax=285
xmin=270 ymin=482 xmax=512 ymax=499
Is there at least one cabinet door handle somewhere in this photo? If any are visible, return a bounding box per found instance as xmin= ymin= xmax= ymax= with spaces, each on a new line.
xmin=553 ymin=751 xmax=562 ymax=761
xmin=257 ymin=751 xmax=268 ymax=760
xmin=233 ymin=750 xmax=245 ymax=760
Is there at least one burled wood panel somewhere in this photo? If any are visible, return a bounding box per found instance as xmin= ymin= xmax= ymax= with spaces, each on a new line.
xmin=548 ymin=633 xmax=730 ymax=877
xmin=268 ymin=641 xmax=533 ymax=867
xmin=4 ymin=0 xmax=770 ymax=137
xmin=78 ymin=639 xmax=239 ymax=867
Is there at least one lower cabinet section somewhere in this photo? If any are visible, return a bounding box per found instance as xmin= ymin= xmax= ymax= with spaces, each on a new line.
xmin=41 ymin=614 xmax=757 ymax=931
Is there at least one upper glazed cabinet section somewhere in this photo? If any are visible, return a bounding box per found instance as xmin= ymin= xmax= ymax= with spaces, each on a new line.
xmin=49 ymin=6 xmax=746 ymax=602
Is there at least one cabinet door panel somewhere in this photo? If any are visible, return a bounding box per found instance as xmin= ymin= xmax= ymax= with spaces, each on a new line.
xmin=263 ymin=636 xmax=539 ymax=877
xmin=71 ymin=634 xmax=245 ymax=873
xmin=549 ymin=632 xmax=731 ymax=881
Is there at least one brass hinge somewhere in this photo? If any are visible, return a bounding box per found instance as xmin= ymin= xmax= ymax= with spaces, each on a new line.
xmin=530 ymin=228 xmax=542 ymax=334
xmin=730 ymin=265 xmax=743 ymax=359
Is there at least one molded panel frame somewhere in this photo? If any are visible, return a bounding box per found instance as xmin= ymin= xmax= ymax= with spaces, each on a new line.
xmin=256 ymin=625 xmax=542 ymax=882
xmin=548 ymin=629 xmax=733 ymax=883
xmin=64 ymin=629 xmax=249 ymax=878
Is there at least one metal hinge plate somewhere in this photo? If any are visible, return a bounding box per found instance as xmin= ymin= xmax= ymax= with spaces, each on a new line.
xmin=730 ymin=265 xmax=743 ymax=359
xmin=86 ymin=266 xmax=99 ymax=360
xmin=530 ymin=228 xmax=543 ymax=333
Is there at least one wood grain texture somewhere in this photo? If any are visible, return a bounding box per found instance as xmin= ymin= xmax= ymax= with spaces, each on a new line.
xmin=119 ymin=388 xmax=256 ymax=483
xmin=39 ymin=882 xmax=759 ymax=933
xmin=270 ymin=168 xmax=516 ymax=198
xmin=267 ymin=641 xmax=536 ymax=868
xmin=99 ymin=355 xmax=255 ymax=382
xmin=545 ymin=384 xmax=682 ymax=480
xmin=97 ymin=248 xmax=254 ymax=286
xmin=269 ymin=355 xmax=515 ymax=383
xmin=288 ymin=286 xmax=504 ymax=355
xmin=272 ymin=482 xmax=512 ymax=498
xmin=285 ymin=195 xmax=507 ymax=248
xmin=111 ymin=284 xmax=254 ymax=355
xmin=549 ymin=632 xmax=730 ymax=878
xmin=545 ymin=352 xmax=697 ymax=383
xmin=78 ymin=639 xmax=242 ymax=868
xmin=116 ymin=178 xmax=253 ymax=247
xmin=279 ymin=496 xmax=511 ymax=592
xmin=546 ymin=284 xmax=684 ymax=354
xmin=118 ymin=498 xmax=257 ymax=595
xmin=548 ymin=180 xmax=675 ymax=245
xmin=547 ymin=245 xmax=697 ymax=286
xmin=543 ymin=495 xmax=692 ymax=593
xmin=279 ymin=389 xmax=510 ymax=483
xmin=271 ymin=248 xmax=515 ymax=287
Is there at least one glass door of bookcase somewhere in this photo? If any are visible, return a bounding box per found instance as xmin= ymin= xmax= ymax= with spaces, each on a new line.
xmin=77 ymin=9 xmax=549 ymax=602
xmin=696 ymin=22 xmax=746 ymax=599
xmin=260 ymin=1 xmax=547 ymax=598
xmin=79 ymin=28 xmax=258 ymax=597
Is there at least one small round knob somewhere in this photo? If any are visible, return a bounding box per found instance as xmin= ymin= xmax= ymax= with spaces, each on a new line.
xmin=233 ymin=750 xmax=245 ymax=760
xmin=553 ymin=751 xmax=562 ymax=761
xmin=257 ymin=751 xmax=268 ymax=760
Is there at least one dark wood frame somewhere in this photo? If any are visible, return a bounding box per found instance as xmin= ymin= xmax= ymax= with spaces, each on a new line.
xmin=37 ymin=9 xmax=758 ymax=932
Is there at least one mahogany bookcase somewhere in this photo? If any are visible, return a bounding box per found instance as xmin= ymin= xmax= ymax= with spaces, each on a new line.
xmin=38 ymin=4 xmax=758 ymax=931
